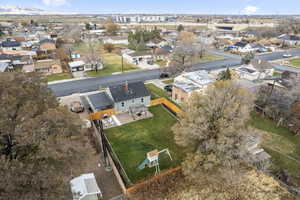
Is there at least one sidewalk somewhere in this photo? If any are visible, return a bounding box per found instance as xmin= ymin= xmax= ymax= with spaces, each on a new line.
xmin=146 ymin=79 xmax=166 ymax=90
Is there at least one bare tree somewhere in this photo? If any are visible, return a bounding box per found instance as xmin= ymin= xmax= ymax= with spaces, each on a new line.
xmin=85 ymin=37 xmax=103 ymax=72
xmin=168 ymin=31 xmax=202 ymax=75
xmin=256 ymin=72 xmax=300 ymax=127
xmin=60 ymin=23 xmax=82 ymax=43
xmin=173 ymin=81 xmax=268 ymax=185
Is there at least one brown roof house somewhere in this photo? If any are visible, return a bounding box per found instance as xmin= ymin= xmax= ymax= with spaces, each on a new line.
xmin=34 ymin=59 xmax=63 ymax=75
xmin=153 ymin=47 xmax=170 ymax=60
xmin=39 ymin=39 xmax=56 ymax=52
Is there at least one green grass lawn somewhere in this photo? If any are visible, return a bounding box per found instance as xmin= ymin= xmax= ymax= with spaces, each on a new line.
xmin=46 ymin=73 xmax=73 ymax=82
xmin=155 ymin=59 xmax=168 ymax=67
xmin=146 ymin=83 xmax=180 ymax=107
xmin=288 ymin=58 xmax=300 ymax=68
xmin=162 ymin=78 xmax=174 ymax=85
xmin=196 ymin=53 xmax=223 ymax=63
xmin=75 ymin=42 xmax=138 ymax=77
xmin=249 ymin=112 xmax=300 ymax=186
xmin=106 ymin=105 xmax=185 ymax=184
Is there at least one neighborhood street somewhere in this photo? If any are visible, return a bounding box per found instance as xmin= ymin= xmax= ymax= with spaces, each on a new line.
xmin=49 ymin=49 xmax=300 ymax=97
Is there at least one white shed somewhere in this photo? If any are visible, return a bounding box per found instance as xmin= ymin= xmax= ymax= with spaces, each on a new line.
xmin=70 ymin=173 xmax=102 ymax=200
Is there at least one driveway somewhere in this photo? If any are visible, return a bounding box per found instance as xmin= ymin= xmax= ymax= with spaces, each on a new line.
xmin=72 ymin=71 xmax=86 ymax=78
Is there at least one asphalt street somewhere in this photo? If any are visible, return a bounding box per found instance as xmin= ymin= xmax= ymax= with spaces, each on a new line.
xmin=49 ymin=49 xmax=300 ymax=97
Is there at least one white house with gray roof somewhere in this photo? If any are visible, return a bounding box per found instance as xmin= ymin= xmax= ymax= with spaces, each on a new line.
xmin=83 ymin=81 xmax=151 ymax=114
xmin=107 ymin=81 xmax=151 ymax=113
xmin=172 ymin=70 xmax=215 ymax=104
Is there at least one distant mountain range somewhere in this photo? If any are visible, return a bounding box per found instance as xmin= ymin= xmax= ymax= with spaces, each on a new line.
xmin=0 ymin=5 xmax=74 ymax=15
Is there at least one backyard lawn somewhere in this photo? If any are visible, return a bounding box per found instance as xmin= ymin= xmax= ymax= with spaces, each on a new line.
xmin=249 ymin=112 xmax=300 ymax=186
xmin=46 ymin=73 xmax=72 ymax=82
xmin=106 ymin=105 xmax=185 ymax=184
xmin=288 ymin=58 xmax=300 ymax=68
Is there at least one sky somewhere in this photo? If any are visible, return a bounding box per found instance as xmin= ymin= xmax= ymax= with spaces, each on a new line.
xmin=3 ymin=0 xmax=300 ymax=15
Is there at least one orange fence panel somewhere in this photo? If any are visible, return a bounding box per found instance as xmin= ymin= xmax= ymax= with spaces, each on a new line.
xmin=151 ymin=98 xmax=181 ymax=114
xmin=89 ymin=108 xmax=116 ymax=120
xmin=90 ymin=98 xmax=181 ymax=120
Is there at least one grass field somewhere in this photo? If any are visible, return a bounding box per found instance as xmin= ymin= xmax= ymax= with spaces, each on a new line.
xmin=75 ymin=42 xmax=138 ymax=77
xmin=86 ymin=52 xmax=138 ymax=77
xmin=196 ymin=53 xmax=223 ymax=63
xmin=155 ymin=59 xmax=168 ymax=67
xmin=288 ymin=58 xmax=300 ymax=68
xmin=46 ymin=73 xmax=72 ymax=82
xmin=249 ymin=112 xmax=300 ymax=186
xmin=106 ymin=105 xmax=185 ymax=183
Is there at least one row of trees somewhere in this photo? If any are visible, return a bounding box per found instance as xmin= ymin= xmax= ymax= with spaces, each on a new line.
xmin=256 ymin=72 xmax=300 ymax=133
xmin=128 ymin=29 xmax=161 ymax=51
xmin=167 ymin=31 xmax=205 ymax=75
xmin=0 ymin=73 xmax=93 ymax=200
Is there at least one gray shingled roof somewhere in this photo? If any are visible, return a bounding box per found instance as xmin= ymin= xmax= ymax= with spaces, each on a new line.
xmin=86 ymin=92 xmax=113 ymax=111
xmin=1 ymin=41 xmax=21 ymax=48
xmin=109 ymin=81 xmax=150 ymax=103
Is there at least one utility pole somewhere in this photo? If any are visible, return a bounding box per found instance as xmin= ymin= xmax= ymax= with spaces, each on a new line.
xmin=121 ymin=54 xmax=124 ymax=73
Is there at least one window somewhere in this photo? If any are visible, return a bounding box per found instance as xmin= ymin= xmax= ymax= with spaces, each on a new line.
xmin=141 ymin=98 xmax=144 ymax=103
xmin=175 ymin=94 xmax=178 ymax=100
xmin=121 ymin=102 xmax=125 ymax=107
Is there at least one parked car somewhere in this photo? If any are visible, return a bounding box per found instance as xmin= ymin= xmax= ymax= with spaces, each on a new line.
xmin=160 ymin=72 xmax=170 ymax=78
xmin=70 ymin=101 xmax=84 ymax=113
xmin=283 ymin=54 xmax=292 ymax=58
xmin=147 ymin=60 xmax=154 ymax=65
xmin=164 ymin=84 xmax=173 ymax=92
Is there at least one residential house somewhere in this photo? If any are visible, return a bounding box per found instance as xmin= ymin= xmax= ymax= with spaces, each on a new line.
xmin=235 ymin=60 xmax=274 ymax=81
xmin=172 ymin=70 xmax=215 ymax=104
xmin=146 ymin=39 xmax=167 ymax=48
xmin=1 ymin=40 xmax=22 ymax=51
xmin=123 ymin=50 xmax=153 ymax=65
xmin=22 ymin=64 xmax=35 ymax=73
xmin=107 ymin=81 xmax=151 ymax=113
xmin=70 ymin=173 xmax=102 ymax=200
xmin=153 ymin=47 xmax=171 ymax=60
xmin=278 ymin=34 xmax=300 ymax=46
xmin=103 ymin=36 xmax=128 ymax=45
xmin=69 ymin=60 xmax=94 ymax=72
xmin=82 ymin=92 xmax=114 ymax=113
xmin=0 ymin=62 xmax=11 ymax=72
xmin=34 ymin=59 xmax=63 ymax=74
xmin=39 ymin=39 xmax=56 ymax=52
xmin=234 ymin=41 xmax=255 ymax=53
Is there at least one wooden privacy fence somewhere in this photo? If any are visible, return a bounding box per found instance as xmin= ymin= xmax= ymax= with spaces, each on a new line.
xmin=151 ymin=98 xmax=181 ymax=114
xmin=126 ymin=167 xmax=182 ymax=195
xmin=89 ymin=98 xmax=181 ymax=120
xmin=89 ymin=108 xmax=116 ymax=120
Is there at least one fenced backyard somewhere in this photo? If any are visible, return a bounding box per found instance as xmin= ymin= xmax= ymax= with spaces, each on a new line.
xmin=105 ymin=105 xmax=185 ymax=184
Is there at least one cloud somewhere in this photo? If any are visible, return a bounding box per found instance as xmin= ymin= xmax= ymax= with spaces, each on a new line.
xmin=243 ymin=5 xmax=258 ymax=14
xmin=42 ymin=0 xmax=69 ymax=6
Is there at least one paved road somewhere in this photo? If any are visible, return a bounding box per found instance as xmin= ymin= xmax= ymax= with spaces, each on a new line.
xmin=49 ymin=69 xmax=161 ymax=97
xmin=49 ymin=49 xmax=300 ymax=97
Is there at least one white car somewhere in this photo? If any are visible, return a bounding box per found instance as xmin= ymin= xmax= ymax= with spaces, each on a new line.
xmin=283 ymin=54 xmax=292 ymax=58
